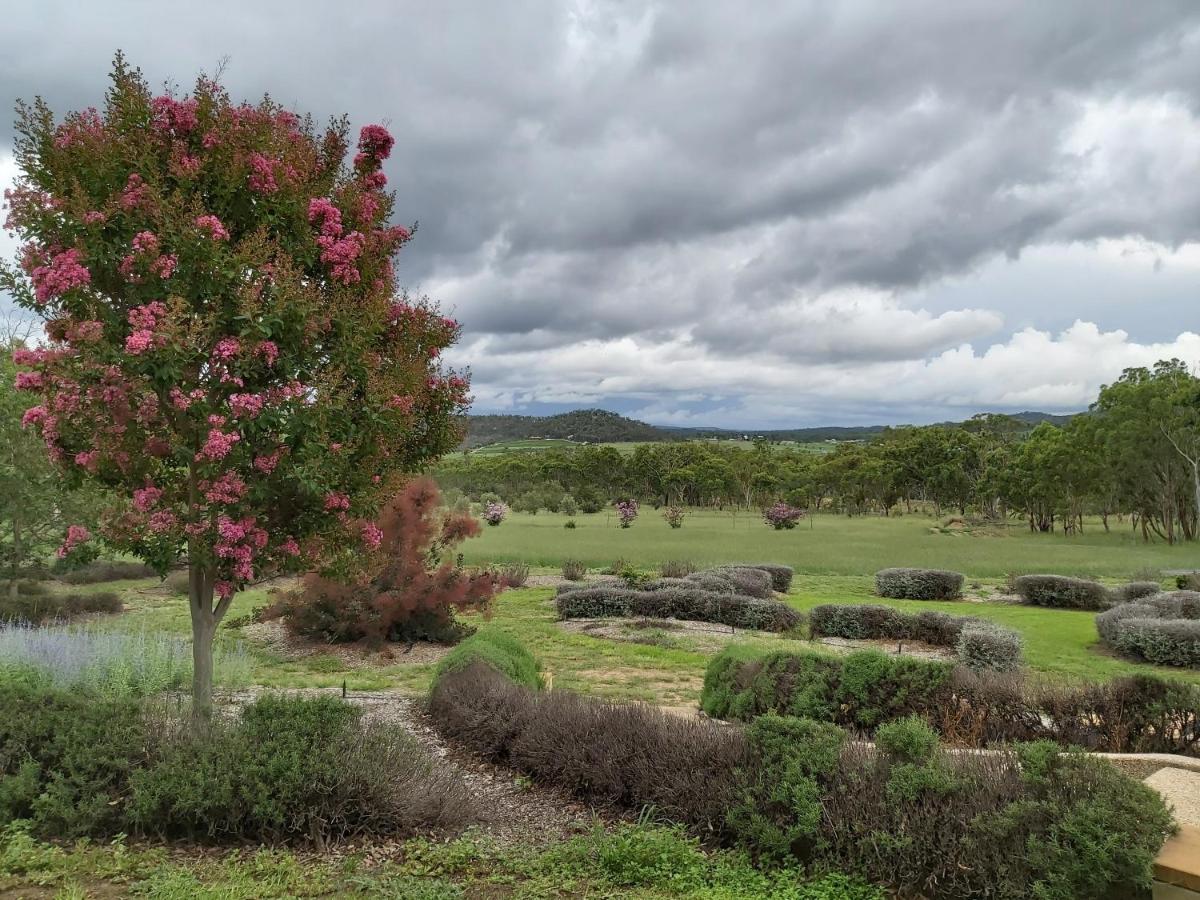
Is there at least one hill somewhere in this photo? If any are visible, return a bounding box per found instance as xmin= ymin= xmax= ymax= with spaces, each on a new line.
xmin=463 ymin=408 xmax=1079 ymax=449
xmin=464 ymin=409 xmax=665 ymax=448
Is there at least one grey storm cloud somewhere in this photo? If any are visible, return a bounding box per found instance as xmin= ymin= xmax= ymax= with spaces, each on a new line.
xmin=2 ymin=1 xmax=1200 ymax=425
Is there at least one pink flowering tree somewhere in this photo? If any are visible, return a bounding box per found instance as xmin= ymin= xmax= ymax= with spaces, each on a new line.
xmin=0 ymin=57 xmax=469 ymax=711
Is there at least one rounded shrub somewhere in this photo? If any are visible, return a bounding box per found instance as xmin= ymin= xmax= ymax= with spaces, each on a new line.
xmin=874 ymin=715 xmax=938 ymax=764
xmin=1097 ymin=590 xmax=1200 ymax=667
xmin=435 ymin=628 xmax=543 ymax=689
xmin=874 ymin=568 xmax=964 ymax=600
xmin=1112 ymin=581 xmax=1163 ymax=603
xmin=955 ymin=623 xmax=1023 ymax=673
xmin=1012 ymin=574 xmax=1111 ymax=610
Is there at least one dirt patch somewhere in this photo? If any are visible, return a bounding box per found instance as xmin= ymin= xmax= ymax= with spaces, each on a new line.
xmin=815 ymin=635 xmax=955 ymax=661
xmin=239 ymin=619 xmax=453 ymax=669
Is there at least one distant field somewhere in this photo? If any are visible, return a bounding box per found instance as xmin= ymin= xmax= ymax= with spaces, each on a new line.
xmin=467 ymin=438 xmax=580 ymax=455
xmin=461 ymin=508 xmax=1197 ymax=579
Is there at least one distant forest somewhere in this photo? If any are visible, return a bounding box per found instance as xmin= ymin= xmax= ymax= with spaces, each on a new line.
xmin=462 ymin=407 xmax=1076 ymax=449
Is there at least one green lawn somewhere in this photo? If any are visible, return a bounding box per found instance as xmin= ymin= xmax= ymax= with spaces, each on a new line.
xmin=462 ymin=509 xmax=1197 ymax=579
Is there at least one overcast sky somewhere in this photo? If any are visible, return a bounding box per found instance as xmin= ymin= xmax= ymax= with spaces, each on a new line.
xmin=3 ymin=1 xmax=1200 ymax=427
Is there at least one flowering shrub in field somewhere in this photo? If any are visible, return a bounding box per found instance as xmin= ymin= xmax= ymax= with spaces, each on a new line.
xmin=483 ymin=501 xmax=508 ymax=526
xmin=662 ymin=505 xmax=685 ymax=529
xmin=762 ymin=501 xmax=804 ymax=530
xmin=0 ymin=57 xmax=468 ymax=708
xmin=614 ymin=498 xmax=639 ymax=528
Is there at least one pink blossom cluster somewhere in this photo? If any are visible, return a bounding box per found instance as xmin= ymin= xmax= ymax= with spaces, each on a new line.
xmin=256 ymin=341 xmax=279 ymax=366
xmin=120 ymin=173 xmax=148 ymax=210
xmin=483 ymin=501 xmax=507 ymax=526
xmin=204 ymin=471 xmax=248 ymax=504
xmin=83 ymin=210 xmax=106 ymax=225
xmin=211 ymin=336 xmax=240 ymax=361
xmin=307 ymin=197 xmax=343 ymax=237
xmin=387 ymin=394 xmax=414 ymax=414
xmin=52 ymin=108 xmax=105 ymax=148
xmin=67 ymin=319 xmax=104 ymax=344
xmin=148 ymin=510 xmax=178 ymax=533
xmin=170 ymin=387 xmax=206 ymax=410
xmin=215 ymin=514 xmax=268 ymax=585
xmin=174 ymin=152 xmax=202 ymax=177
xmin=357 ymin=124 xmax=394 ymax=162
xmin=14 ymin=371 xmax=43 ymax=391
xmin=762 ymin=501 xmax=805 ymax=530
xmin=254 ymin=451 xmax=280 ymax=474
xmin=197 ymin=426 xmax=241 ymax=461
xmin=317 ymin=230 xmax=365 ymax=284
xmin=361 ymin=521 xmax=383 ymax=550
xmin=74 ymin=449 xmax=100 ymax=473
xmin=20 ymin=405 xmax=48 ymax=429
xmin=57 ymin=524 xmax=92 ymax=559
xmin=195 ymin=214 xmax=229 ymax=241
xmin=229 ymin=392 xmax=265 ymax=418
xmin=151 ymin=96 xmax=199 ymax=134
xmin=247 ymin=152 xmax=278 ymax=194
xmin=30 ymin=248 xmax=91 ymax=304
xmin=279 ymin=536 xmax=301 ymax=556
xmin=133 ymin=485 xmax=163 ymax=511
xmin=125 ymin=302 xmax=168 ymax=355
xmin=323 ymin=491 xmax=350 ymax=512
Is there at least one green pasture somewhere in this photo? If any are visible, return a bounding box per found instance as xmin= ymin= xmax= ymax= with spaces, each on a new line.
xmin=461 ymin=509 xmax=1198 ymax=579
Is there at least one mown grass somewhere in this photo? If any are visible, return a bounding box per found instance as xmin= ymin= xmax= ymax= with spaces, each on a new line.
xmin=460 ymin=509 xmax=1197 ymax=578
xmin=0 ymin=820 xmax=881 ymax=899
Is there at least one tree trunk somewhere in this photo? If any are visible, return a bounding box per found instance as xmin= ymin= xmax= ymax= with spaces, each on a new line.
xmin=189 ymin=562 xmax=216 ymax=716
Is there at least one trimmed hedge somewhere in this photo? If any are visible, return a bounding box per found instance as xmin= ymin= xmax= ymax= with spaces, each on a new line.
xmin=741 ymin=564 xmax=794 ymax=593
xmin=1012 ymin=574 xmax=1111 ymax=610
xmin=556 ymin=585 xmax=801 ymax=632
xmin=434 ymin=628 xmax=543 ymax=689
xmin=808 ymin=603 xmax=1023 ymax=670
xmin=428 ymin=658 xmax=745 ymax=831
xmin=874 ymin=567 xmax=963 ymax=600
xmin=729 ymin=716 xmax=1173 ymax=899
xmin=0 ymin=684 xmax=474 ymax=842
xmin=955 ymin=623 xmax=1023 ymax=673
xmin=428 ymin=636 xmax=1175 ymax=899
xmin=685 ymin=568 xmax=773 ymax=599
xmin=0 ymin=589 xmax=122 ymax=624
xmin=701 ymin=645 xmax=1200 ymax=755
xmin=1096 ymin=591 xmax=1200 ymax=668
xmin=1112 ymin=580 xmax=1164 ymax=602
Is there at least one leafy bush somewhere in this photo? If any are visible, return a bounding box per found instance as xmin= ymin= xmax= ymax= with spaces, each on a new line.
xmin=0 ymin=681 xmax=149 ymax=836
xmin=54 ymin=560 xmax=155 ymax=584
xmin=874 ymin=567 xmax=964 ymax=600
xmin=689 ymin=566 xmax=774 ymax=599
xmin=703 ymin=644 xmax=1200 ymax=755
xmin=428 ymin=659 xmax=746 ymax=832
xmin=563 ymin=518 xmax=576 ymax=529
xmin=875 ymin=715 xmax=938 ymax=764
xmin=762 ymin=502 xmax=805 ymax=530
xmin=162 ymin=570 xmax=190 ymax=595
xmin=561 ymin=559 xmax=586 ymax=581
xmin=559 ymin=494 xmax=579 ymax=517
xmin=1112 ymin=580 xmax=1163 ymax=602
xmin=659 ymin=559 xmax=697 ymax=579
xmin=0 ymin=589 xmax=122 ymax=624
xmin=743 ymin=563 xmax=794 ymax=593
xmin=0 ymin=623 xmax=251 ymax=697
xmin=1012 ymin=574 xmax=1111 ymax=610
xmin=434 ymin=628 xmax=543 ymax=689
xmin=495 ymin=563 xmax=530 ymax=588
xmin=1175 ymin=573 xmax=1200 ymax=591
xmin=662 ymin=505 xmax=685 ymax=528
xmin=129 ymin=695 xmax=473 ymax=842
xmin=482 ymin=501 xmax=508 ymax=526
xmin=556 ymin=584 xmax=801 ymax=632
xmin=1097 ymin=590 xmax=1200 ymax=667
xmin=955 ymin=623 xmax=1023 ymax=672
xmin=272 ymin=478 xmax=497 ymax=644
xmin=614 ymin=498 xmax=639 ymax=528
xmin=702 ymin=647 xmax=952 ymax=730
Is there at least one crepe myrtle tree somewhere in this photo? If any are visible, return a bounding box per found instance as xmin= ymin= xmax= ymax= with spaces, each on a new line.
xmin=0 ymin=56 xmax=469 ymax=711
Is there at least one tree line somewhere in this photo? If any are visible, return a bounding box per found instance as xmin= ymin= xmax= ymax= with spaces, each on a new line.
xmin=435 ymin=360 xmax=1200 ymax=543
